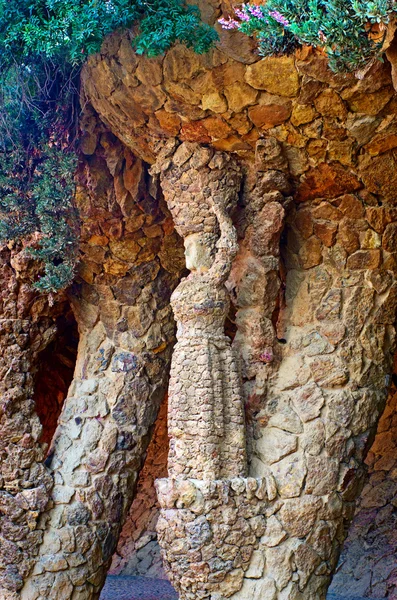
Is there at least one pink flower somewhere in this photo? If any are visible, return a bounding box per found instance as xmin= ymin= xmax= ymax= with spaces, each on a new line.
xmin=259 ymin=350 xmax=273 ymax=363
xmin=235 ymin=7 xmax=250 ymax=21
xmin=269 ymin=10 xmax=290 ymax=26
xmin=218 ymin=16 xmax=240 ymax=29
xmin=248 ymin=4 xmax=264 ymax=18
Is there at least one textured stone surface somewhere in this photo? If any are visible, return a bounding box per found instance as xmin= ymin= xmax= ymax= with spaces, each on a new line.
xmin=110 ymin=400 xmax=168 ymax=579
xmin=3 ymin=3 xmax=397 ymax=597
xmin=18 ymin=127 xmax=185 ymax=600
xmin=330 ymin=382 xmax=397 ymax=599
xmin=153 ymin=142 xmax=246 ymax=481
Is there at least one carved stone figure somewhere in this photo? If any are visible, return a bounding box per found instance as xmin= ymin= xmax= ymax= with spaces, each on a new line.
xmin=153 ymin=142 xmax=246 ymax=481
xmin=154 ymin=143 xmax=274 ymax=599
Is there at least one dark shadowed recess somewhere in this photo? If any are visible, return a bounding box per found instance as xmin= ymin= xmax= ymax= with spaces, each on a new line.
xmin=34 ymin=307 xmax=79 ymax=446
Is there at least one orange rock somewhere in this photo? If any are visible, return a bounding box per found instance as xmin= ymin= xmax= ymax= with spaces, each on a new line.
xmin=314 ymin=222 xmax=338 ymax=247
xmin=360 ymin=153 xmax=397 ymax=203
xmin=314 ymin=90 xmax=347 ymax=120
xmin=365 ymin=133 xmax=397 ymax=156
xmin=229 ymin=113 xmax=253 ymax=135
xmin=212 ymin=135 xmax=252 ymax=152
xmin=248 ymin=104 xmax=292 ymax=130
xmin=154 ymin=110 xmax=182 ymax=136
xmin=87 ymin=234 xmax=109 ymax=248
xmin=202 ymin=116 xmax=232 ymax=140
xmin=296 ymin=163 xmax=361 ymax=202
xmin=180 ymin=121 xmax=211 ymax=144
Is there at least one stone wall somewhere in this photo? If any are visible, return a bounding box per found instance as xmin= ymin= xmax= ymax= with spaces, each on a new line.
xmin=110 ymin=398 xmax=168 ymax=579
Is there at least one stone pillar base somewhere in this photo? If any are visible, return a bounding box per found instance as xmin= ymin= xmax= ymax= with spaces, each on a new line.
xmin=156 ymin=477 xmax=274 ymax=600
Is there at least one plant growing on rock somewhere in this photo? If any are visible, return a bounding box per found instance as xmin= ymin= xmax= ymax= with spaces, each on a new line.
xmin=0 ymin=0 xmax=217 ymax=292
xmin=219 ymin=0 xmax=393 ymax=71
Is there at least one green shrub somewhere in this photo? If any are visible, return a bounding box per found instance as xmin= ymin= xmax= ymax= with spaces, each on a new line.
xmin=219 ymin=0 xmax=392 ymax=72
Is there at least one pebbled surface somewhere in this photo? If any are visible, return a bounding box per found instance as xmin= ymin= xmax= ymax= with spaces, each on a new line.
xmin=100 ymin=576 xmax=178 ymax=600
xmin=100 ymin=577 xmax=384 ymax=600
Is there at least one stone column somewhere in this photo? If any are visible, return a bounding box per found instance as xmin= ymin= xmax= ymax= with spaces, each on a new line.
xmin=0 ymin=246 xmax=57 ymax=600
xmin=242 ymin=182 xmax=397 ymax=599
xmin=20 ymin=129 xmax=185 ymax=600
xmin=154 ymin=142 xmax=275 ymax=600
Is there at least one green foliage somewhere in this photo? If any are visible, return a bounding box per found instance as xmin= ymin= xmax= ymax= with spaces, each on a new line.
xmin=220 ymin=0 xmax=392 ymax=72
xmin=0 ymin=0 xmax=217 ymax=292
xmin=0 ymin=0 xmax=217 ymax=66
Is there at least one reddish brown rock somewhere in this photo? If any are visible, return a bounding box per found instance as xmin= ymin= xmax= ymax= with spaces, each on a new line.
xmin=296 ymin=163 xmax=362 ymax=202
xmin=248 ymin=103 xmax=292 ymax=130
xmin=347 ymin=249 xmax=382 ymax=270
xmin=314 ymin=221 xmax=338 ymax=247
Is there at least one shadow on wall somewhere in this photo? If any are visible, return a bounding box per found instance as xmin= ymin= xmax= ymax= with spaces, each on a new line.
xmin=34 ymin=308 xmax=79 ymax=447
xmin=330 ymin=353 xmax=397 ymax=600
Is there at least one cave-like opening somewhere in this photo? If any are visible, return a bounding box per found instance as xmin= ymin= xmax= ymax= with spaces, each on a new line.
xmin=34 ymin=307 xmax=79 ymax=447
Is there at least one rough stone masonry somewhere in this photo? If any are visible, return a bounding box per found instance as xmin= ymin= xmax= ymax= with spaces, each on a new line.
xmin=3 ymin=0 xmax=397 ymax=597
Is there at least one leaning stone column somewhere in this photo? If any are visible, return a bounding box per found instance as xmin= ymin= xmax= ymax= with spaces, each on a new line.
xmin=0 ymin=246 xmax=56 ymax=600
xmin=20 ymin=131 xmax=184 ymax=600
xmin=154 ymin=142 xmax=274 ymax=600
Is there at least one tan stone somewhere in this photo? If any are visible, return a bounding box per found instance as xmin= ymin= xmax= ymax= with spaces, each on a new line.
xmin=201 ymin=91 xmax=228 ymax=113
xmin=256 ymin=427 xmax=297 ymax=465
xmin=291 ymin=104 xmax=318 ymax=127
xmin=279 ymin=497 xmax=322 ymax=537
xmin=314 ymin=89 xmax=347 ymax=120
xmin=346 ymin=87 xmax=394 ymax=115
xmin=245 ymin=57 xmax=299 ymax=97
xmin=223 ymin=81 xmax=258 ymax=113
